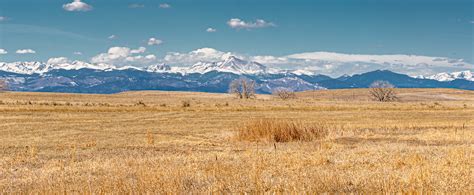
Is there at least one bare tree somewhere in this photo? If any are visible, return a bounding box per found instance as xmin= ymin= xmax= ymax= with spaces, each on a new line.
xmin=273 ymin=88 xmax=296 ymax=100
xmin=229 ymin=78 xmax=256 ymax=99
xmin=229 ymin=79 xmax=243 ymax=99
xmin=369 ymin=80 xmax=398 ymax=102
xmin=0 ymin=79 xmax=7 ymax=92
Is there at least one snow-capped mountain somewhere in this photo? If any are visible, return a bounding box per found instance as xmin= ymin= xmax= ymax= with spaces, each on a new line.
xmin=0 ymin=61 xmax=50 ymax=75
xmin=50 ymin=61 xmax=115 ymax=72
xmin=116 ymin=66 xmax=144 ymax=71
xmin=1 ymin=67 xmax=473 ymax=93
xmin=187 ymin=56 xmax=267 ymax=75
xmin=1 ymin=57 xmax=473 ymax=85
xmin=0 ymin=61 xmax=115 ymax=75
xmin=1 ymin=56 xmax=271 ymax=75
xmin=417 ymin=70 xmax=473 ymax=82
xmin=1 ymin=57 xmax=473 ymax=93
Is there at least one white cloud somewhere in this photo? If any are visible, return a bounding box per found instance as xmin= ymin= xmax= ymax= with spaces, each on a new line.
xmin=130 ymin=47 xmax=146 ymax=54
xmin=206 ymin=28 xmax=217 ymax=32
xmin=125 ymin=54 xmax=157 ymax=62
xmin=91 ymin=47 xmax=130 ymax=64
xmin=63 ymin=0 xmax=93 ymax=12
xmin=250 ymin=55 xmax=289 ymax=64
xmin=145 ymin=55 xmax=156 ymax=60
xmin=0 ymin=16 xmax=8 ymax=22
xmin=147 ymin=37 xmax=163 ymax=46
xmin=108 ymin=35 xmax=117 ymax=39
xmin=16 ymin=49 xmax=36 ymax=54
xmin=159 ymin=3 xmax=171 ymax=8
xmin=107 ymin=47 xmax=130 ymax=59
xmin=0 ymin=49 xmax=7 ymax=54
xmin=47 ymin=57 xmax=70 ymax=64
xmin=91 ymin=46 xmax=157 ymax=66
xmin=129 ymin=4 xmax=145 ymax=8
xmin=73 ymin=51 xmax=83 ymax=55
xmin=227 ymin=18 xmax=275 ymax=29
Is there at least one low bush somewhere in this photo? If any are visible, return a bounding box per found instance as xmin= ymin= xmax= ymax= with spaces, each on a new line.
xmin=273 ymin=88 xmax=297 ymax=100
xmin=182 ymin=100 xmax=191 ymax=108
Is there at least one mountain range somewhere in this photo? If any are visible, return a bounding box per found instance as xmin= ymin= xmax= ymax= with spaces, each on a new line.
xmin=0 ymin=56 xmax=473 ymax=94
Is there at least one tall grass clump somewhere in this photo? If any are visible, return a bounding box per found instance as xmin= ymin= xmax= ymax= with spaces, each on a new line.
xmin=237 ymin=119 xmax=328 ymax=142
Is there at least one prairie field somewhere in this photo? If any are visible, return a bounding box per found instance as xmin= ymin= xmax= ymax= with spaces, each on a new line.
xmin=0 ymin=88 xmax=473 ymax=193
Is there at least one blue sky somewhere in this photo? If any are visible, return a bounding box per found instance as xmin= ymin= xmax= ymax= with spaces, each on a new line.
xmin=0 ymin=0 xmax=472 ymax=75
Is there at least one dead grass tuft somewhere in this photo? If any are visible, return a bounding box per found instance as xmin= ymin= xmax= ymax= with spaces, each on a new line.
xmin=146 ymin=130 xmax=155 ymax=145
xmin=237 ymin=119 xmax=328 ymax=142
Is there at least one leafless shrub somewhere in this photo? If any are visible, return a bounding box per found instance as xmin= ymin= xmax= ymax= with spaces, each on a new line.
xmin=273 ymin=88 xmax=297 ymax=100
xmin=229 ymin=78 xmax=256 ymax=99
xmin=237 ymin=119 xmax=328 ymax=142
xmin=135 ymin=101 xmax=146 ymax=107
xmin=182 ymin=100 xmax=191 ymax=108
xmin=369 ymin=80 xmax=398 ymax=102
xmin=0 ymin=79 xmax=8 ymax=92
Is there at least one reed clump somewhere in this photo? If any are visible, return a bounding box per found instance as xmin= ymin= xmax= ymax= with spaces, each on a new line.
xmin=237 ymin=119 xmax=328 ymax=142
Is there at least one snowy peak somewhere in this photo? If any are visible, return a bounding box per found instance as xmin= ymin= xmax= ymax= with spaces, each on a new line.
xmin=188 ymin=56 xmax=267 ymax=75
xmin=291 ymin=69 xmax=317 ymax=76
xmin=147 ymin=63 xmax=171 ymax=72
xmin=419 ymin=70 xmax=473 ymax=81
xmin=219 ymin=56 xmax=267 ymax=74
xmin=450 ymin=70 xmax=473 ymax=81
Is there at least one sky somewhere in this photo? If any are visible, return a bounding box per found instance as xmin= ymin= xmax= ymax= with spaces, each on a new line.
xmin=0 ymin=0 xmax=473 ymax=76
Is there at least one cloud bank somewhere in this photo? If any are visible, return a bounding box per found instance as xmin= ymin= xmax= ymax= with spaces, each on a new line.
xmin=161 ymin=48 xmax=473 ymax=76
xmin=91 ymin=46 xmax=156 ymax=66
xmin=9 ymin=46 xmax=467 ymax=77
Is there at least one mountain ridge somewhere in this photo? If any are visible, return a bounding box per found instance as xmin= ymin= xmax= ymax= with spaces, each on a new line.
xmin=1 ymin=56 xmax=472 ymax=82
xmin=1 ymin=56 xmax=473 ymax=94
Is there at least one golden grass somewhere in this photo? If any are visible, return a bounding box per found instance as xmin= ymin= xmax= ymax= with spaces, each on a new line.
xmin=0 ymin=88 xmax=473 ymax=193
xmin=237 ymin=119 xmax=328 ymax=142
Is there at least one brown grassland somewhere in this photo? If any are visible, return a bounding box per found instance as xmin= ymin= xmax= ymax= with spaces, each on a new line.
xmin=0 ymin=88 xmax=473 ymax=193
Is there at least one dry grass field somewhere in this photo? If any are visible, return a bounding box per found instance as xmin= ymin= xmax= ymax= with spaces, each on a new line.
xmin=0 ymin=88 xmax=473 ymax=193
